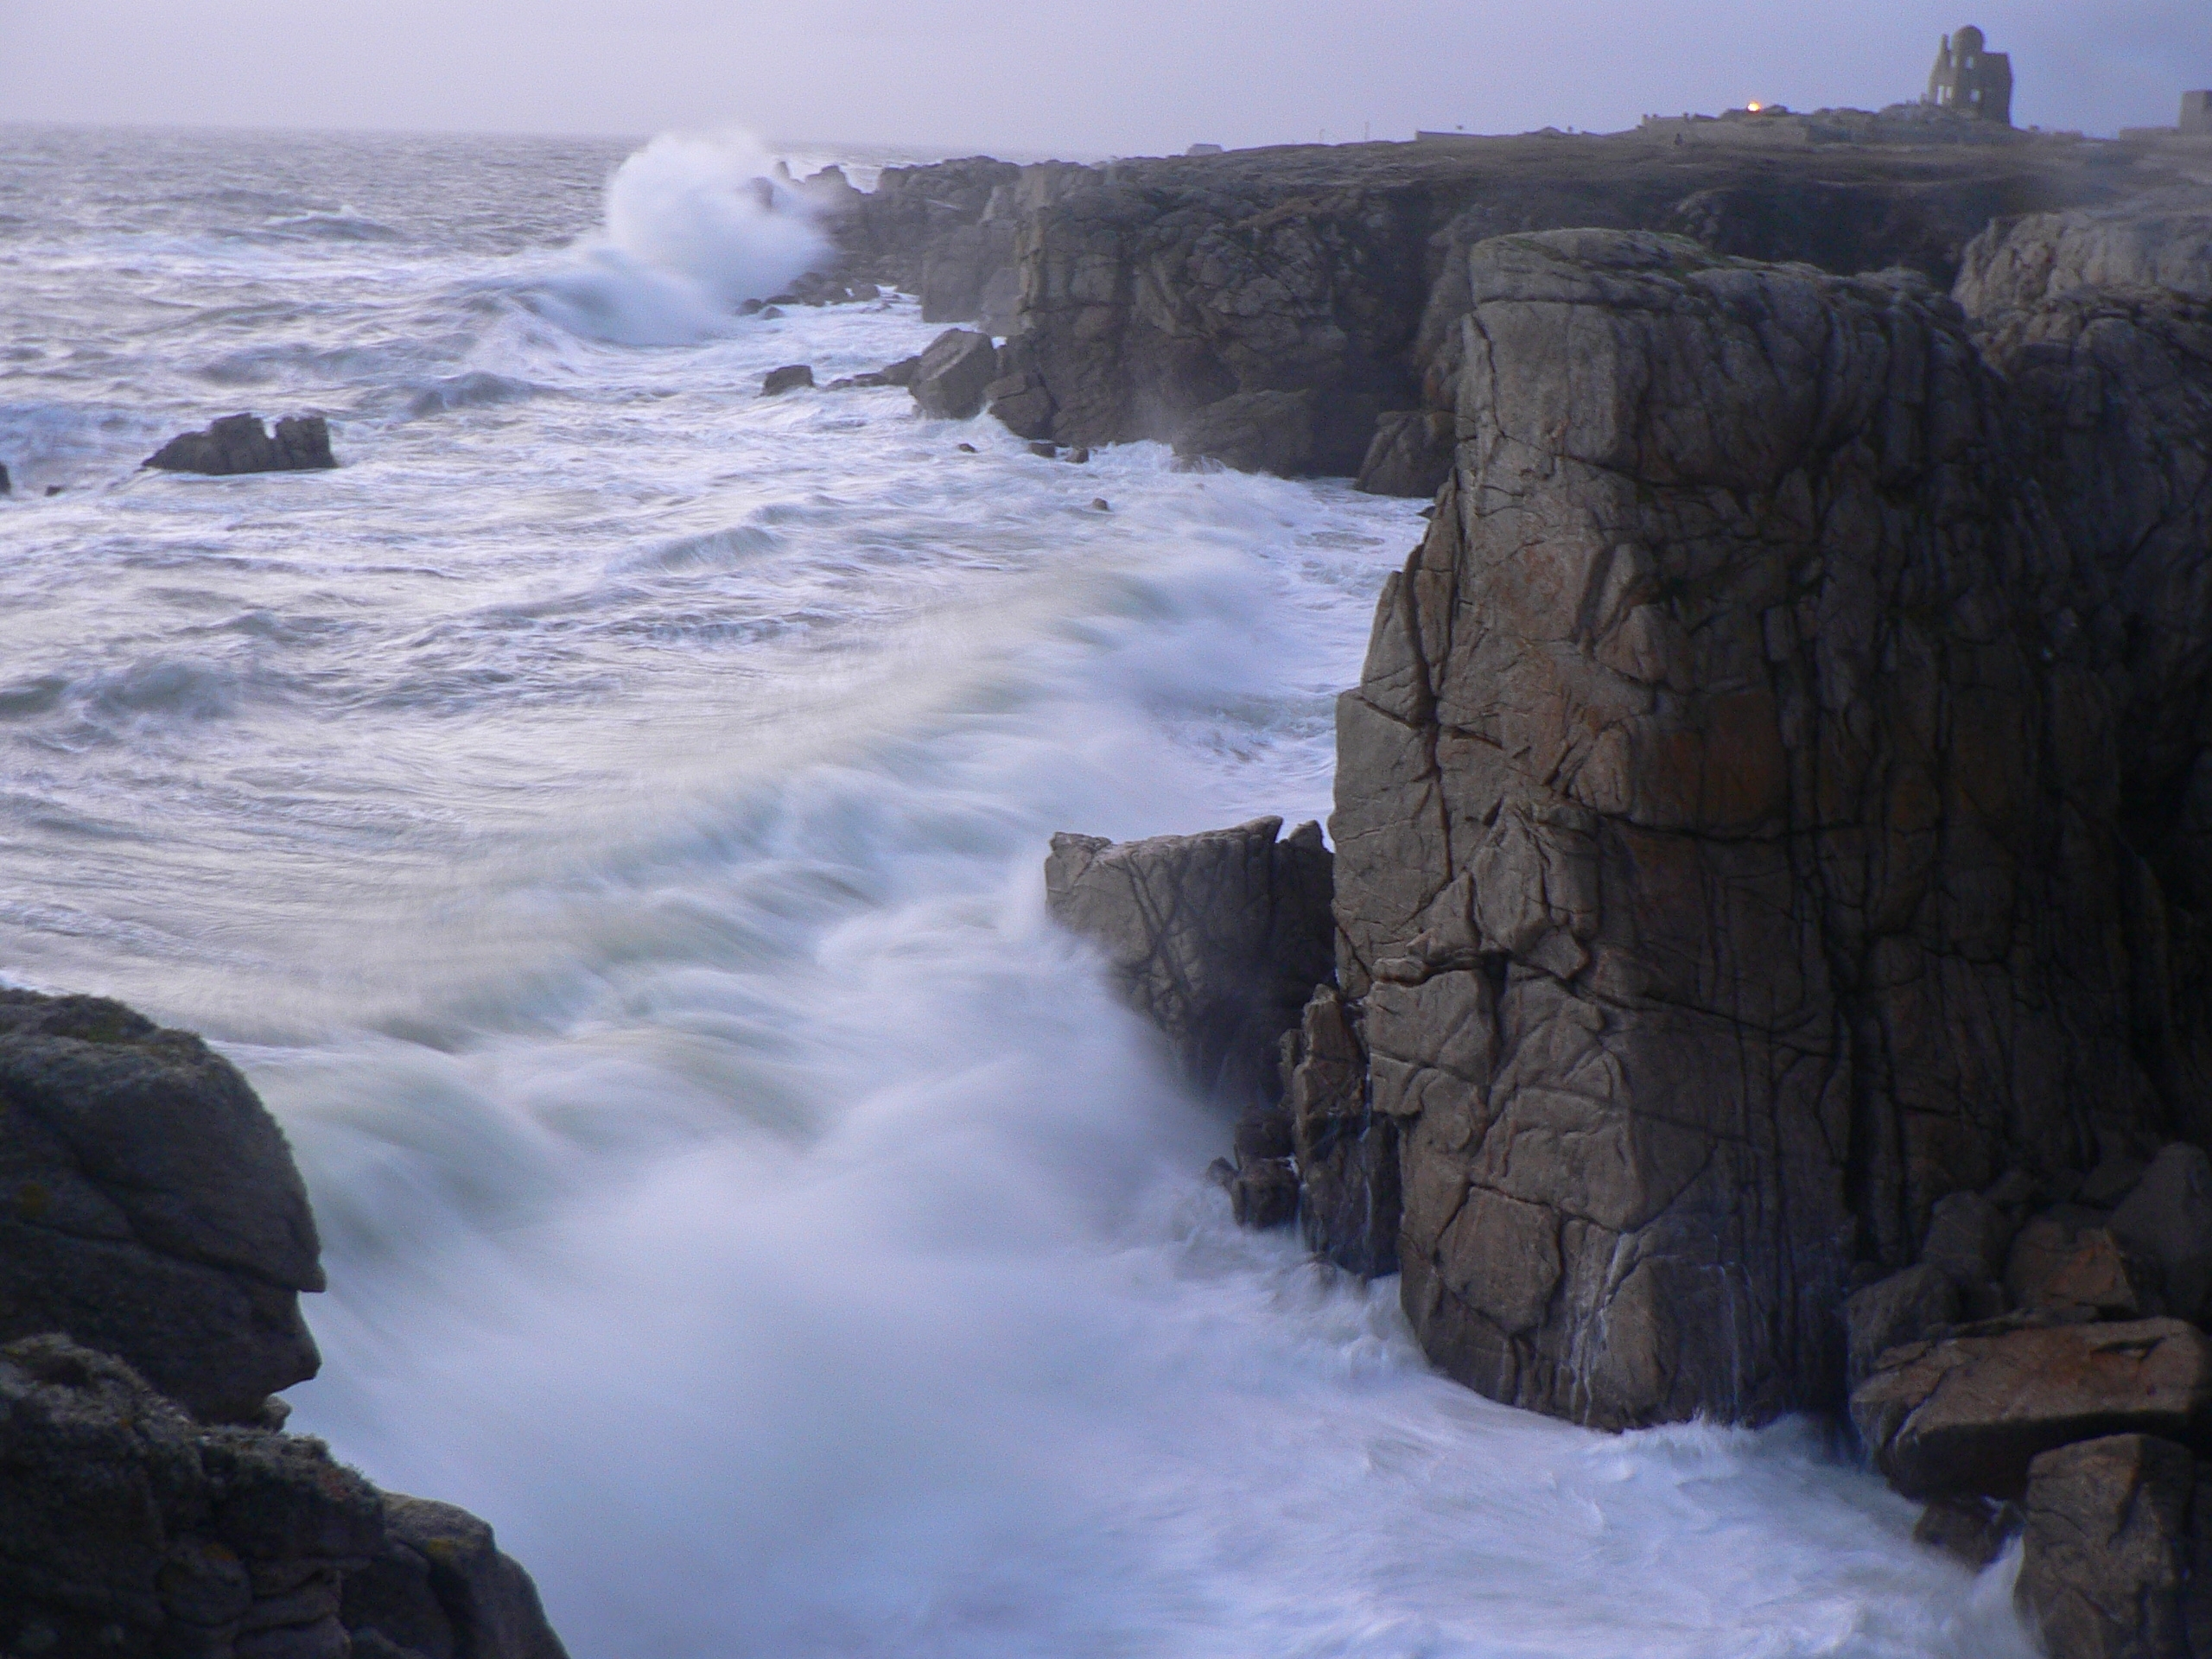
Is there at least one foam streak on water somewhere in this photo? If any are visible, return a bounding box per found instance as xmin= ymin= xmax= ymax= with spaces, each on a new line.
xmin=0 ymin=126 xmax=2033 ymax=1658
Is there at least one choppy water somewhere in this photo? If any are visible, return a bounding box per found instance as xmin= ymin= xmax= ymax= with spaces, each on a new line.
xmin=0 ymin=124 xmax=2035 ymax=1658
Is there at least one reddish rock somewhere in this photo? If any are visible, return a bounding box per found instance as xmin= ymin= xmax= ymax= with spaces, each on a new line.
xmin=1851 ymin=1319 xmax=2212 ymax=1498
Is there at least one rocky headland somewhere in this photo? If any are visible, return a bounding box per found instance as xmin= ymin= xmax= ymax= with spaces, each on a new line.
xmin=819 ymin=118 xmax=2209 ymax=494
xmin=0 ymin=989 xmax=568 ymax=1659
xmin=1009 ymin=116 xmax=2212 ymax=1657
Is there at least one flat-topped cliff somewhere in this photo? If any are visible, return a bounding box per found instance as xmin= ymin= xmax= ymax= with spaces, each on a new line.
xmin=830 ymin=125 xmax=2205 ymax=489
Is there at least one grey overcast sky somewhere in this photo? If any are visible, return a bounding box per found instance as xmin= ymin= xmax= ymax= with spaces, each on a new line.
xmin=3 ymin=1 xmax=2206 ymax=155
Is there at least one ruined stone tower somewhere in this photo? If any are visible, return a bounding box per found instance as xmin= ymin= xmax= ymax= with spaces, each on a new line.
xmin=1925 ymin=26 xmax=2014 ymax=125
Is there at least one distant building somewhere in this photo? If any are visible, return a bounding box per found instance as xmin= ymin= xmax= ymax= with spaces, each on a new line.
xmin=1925 ymin=26 xmax=2014 ymax=126
xmin=2184 ymin=92 xmax=2212 ymax=136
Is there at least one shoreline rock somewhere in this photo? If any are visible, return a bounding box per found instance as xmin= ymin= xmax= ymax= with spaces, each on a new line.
xmin=144 ymin=415 xmax=336 ymax=476
xmin=0 ymin=989 xmax=570 ymax=1659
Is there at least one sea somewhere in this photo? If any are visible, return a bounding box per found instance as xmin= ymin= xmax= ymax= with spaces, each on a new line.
xmin=0 ymin=124 xmax=2036 ymax=1658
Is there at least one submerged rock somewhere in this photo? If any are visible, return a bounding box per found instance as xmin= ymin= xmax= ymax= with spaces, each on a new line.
xmin=760 ymin=364 xmax=815 ymax=396
xmin=143 ymin=415 xmax=335 ymax=476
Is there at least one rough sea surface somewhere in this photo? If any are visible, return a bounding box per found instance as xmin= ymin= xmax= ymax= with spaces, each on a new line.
xmin=0 ymin=125 xmax=2037 ymax=1658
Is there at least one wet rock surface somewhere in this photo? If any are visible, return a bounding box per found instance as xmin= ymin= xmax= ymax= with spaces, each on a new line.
xmin=143 ymin=415 xmax=335 ymax=475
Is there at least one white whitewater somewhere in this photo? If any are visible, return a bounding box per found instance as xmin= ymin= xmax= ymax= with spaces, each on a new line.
xmin=0 ymin=126 xmax=2034 ymax=1658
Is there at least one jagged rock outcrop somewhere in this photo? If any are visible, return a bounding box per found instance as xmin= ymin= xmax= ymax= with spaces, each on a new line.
xmin=143 ymin=415 xmax=335 ymax=476
xmin=1281 ymin=986 xmax=1397 ymax=1274
xmin=1045 ymin=818 xmax=1332 ymax=1109
xmin=909 ymin=329 xmax=1001 ymax=421
xmin=1968 ymin=276 xmax=2212 ymax=1140
xmin=1039 ymin=819 xmax=1411 ymax=1267
xmin=0 ymin=988 xmax=570 ymax=1659
xmin=1955 ymin=205 xmax=2212 ymax=318
xmin=826 ymin=157 xmax=1092 ymax=332
xmin=0 ymin=991 xmax=323 ymax=1425
xmin=992 ymin=132 xmax=2179 ymax=472
xmin=1330 ymin=228 xmax=2161 ymax=1428
xmin=0 ymin=1337 xmax=568 ymax=1659
xmin=344 ymin=1497 xmax=566 ymax=1659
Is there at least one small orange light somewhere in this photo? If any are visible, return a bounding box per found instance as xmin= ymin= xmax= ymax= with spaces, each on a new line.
xmin=1746 ymin=100 xmax=1764 ymax=112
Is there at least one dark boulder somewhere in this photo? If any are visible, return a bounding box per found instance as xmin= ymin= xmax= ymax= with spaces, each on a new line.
xmin=2015 ymin=1433 xmax=2207 ymax=1659
xmin=760 ymin=365 xmax=814 ymax=397
xmin=880 ymin=355 xmax=923 ymax=388
xmin=0 ymin=990 xmax=322 ymax=1423
xmin=1045 ymin=818 xmax=1333 ymax=1111
xmin=2036 ymin=1230 xmax=2167 ymax=1320
xmin=143 ymin=416 xmax=335 ymax=476
xmin=1850 ymin=1319 xmax=2212 ymax=1499
xmin=909 ymin=329 xmax=1001 ymax=420
xmin=984 ymin=344 xmax=1057 ymax=441
xmin=1354 ymin=410 xmax=1453 ymax=499
xmin=1921 ymin=1191 xmax=2018 ymax=1292
xmin=1172 ymin=391 xmax=1315 ymax=477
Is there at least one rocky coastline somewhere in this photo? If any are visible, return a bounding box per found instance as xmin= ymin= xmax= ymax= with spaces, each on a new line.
xmin=1008 ymin=117 xmax=2212 ymax=1658
xmin=0 ymin=989 xmax=568 ymax=1659
xmin=16 ymin=107 xmax=2212 ymax=1659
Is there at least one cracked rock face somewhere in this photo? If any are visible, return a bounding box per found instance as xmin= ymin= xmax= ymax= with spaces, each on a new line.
xmin=1331 ymin=228 xmax=2161 ymax=1429
xmin=1045 ymin=817 xmax=1333 ymax=1111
